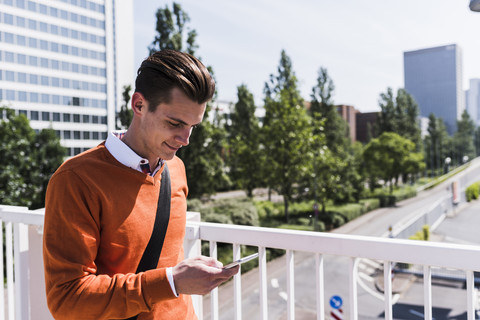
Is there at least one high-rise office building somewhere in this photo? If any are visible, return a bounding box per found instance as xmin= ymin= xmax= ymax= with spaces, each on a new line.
xmin=404 ymin=44 xmax=464 ymax=135
xmin=466 ymin=79 xmax=480 ymax=126
xmin=0 ymin=0 xmax=134 ymax=156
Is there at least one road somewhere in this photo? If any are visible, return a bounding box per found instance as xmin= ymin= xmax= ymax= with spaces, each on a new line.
xmin=202 ymin=158 xmax=480 ymax=319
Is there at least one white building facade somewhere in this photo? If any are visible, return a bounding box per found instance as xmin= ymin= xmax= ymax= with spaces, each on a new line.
xmin=466 ymin=79 xmax=480 ymax=126
xmin=0 ymin=0 xmax=134 ymax=156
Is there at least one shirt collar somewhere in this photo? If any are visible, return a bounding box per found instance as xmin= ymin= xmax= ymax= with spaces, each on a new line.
xmin=105 ymin=131 xmax=163 ymax=175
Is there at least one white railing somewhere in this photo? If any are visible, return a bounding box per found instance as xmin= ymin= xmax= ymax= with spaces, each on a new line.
xmin=184 ymin=221 xmax=480 ymax=320
xmin=2 ymin=206 xmax=480 ymax=320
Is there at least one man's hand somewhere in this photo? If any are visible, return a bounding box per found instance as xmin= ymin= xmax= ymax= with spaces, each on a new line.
xmin=172 ymin=256 xmax=240 ymax=295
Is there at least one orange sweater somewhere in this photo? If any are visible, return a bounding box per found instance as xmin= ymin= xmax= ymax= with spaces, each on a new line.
xmin=43 ymin=144 xmax=197 ymax=320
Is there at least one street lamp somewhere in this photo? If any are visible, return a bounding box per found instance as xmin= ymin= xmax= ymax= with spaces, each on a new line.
xmin=444 ymin=157 xmax=451 ymax=174
xmin=471 ymin=0 xmax=480 ymax=11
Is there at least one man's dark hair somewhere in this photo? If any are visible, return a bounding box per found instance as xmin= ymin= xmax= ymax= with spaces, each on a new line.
xmin=135 ymin=50 xmax=215 ymax=112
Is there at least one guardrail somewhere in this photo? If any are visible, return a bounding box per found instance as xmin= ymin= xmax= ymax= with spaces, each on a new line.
xmin=1 ymin=205 xmax=480 ymax=320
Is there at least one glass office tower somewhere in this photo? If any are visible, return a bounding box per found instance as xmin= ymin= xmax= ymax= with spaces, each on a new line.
xmin=0 ymin=0 xmax=133 ymax=156
xmin=404 ymin=44 xmax=464 ymax=135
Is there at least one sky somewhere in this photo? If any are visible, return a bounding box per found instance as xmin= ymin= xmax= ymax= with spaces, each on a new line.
xmin=133 ymin=0 xmax=480 ymax=113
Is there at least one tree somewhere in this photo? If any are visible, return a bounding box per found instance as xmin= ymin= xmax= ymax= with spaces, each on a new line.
xmin=116 ymin=85 xmax=132 ymax=130
xmin=227 ymin=84 xmax=261 ymax=197
xmin=310 ymin=67 xmax=349 ymax=153
xmin=0 ymin=107 xmax=65 ymax=208
xmin=149 ymin=2 xmax=198 ymax=55
xmin=424 ymin=113 xmax=451 ymax=175
xmin=376 ymin=88 xmax=422 ymax=150
xmin=453 ymin=110 xmax=475 ymax=165
xmin=262 ymin=50 xmax=314 ymax=222
xmin=309 ymin=67 xmax=359 ymax=205
xmin=363 ymin=132 xmax=423 ymax=193
xmin=149 ymin=2 xmax=230 ymax=197
xmin=30 ymin=128 xmax=66 ymax=209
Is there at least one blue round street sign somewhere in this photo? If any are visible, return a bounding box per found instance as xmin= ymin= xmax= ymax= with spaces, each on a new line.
xmin=329 ymin=295 xmax=343 ymax=309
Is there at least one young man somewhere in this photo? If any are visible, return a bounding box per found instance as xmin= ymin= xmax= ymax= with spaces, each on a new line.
xmin=43 ymin=50 xmax=239 ymax=320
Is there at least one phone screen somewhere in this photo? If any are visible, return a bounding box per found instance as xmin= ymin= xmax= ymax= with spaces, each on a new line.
xmin=223 ymin=253 xmax=259 ymax=269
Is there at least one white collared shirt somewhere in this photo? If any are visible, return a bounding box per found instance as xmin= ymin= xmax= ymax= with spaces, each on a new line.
xmin=105 ymin=131 xmax=178 ymax=297
xmin=105 ymin=131 xmax=163 ymax=176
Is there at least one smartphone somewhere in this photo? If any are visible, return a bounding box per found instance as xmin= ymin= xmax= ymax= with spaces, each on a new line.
xmin=223 ymin=253 xmax=259 ymax=269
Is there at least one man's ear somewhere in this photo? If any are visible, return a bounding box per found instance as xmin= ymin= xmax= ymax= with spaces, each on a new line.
xmin=131 ymin=92 xmax=147 ymax=116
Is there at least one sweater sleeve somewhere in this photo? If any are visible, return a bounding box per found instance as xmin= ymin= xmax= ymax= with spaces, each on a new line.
xmin=43 ymin=170 xmax=176 ymax=320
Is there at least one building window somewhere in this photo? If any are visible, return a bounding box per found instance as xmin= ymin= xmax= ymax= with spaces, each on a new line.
xmin=92 ymin=132 xmax=99 ymax=140
xmin=42 ymin=112 xmax=50 ymax=121
xmin=83 ymin=131 xmax=90 ymax=140
xmin=82 ymin=114 xmax=89 ymax=123
xmin=29 ymin=92 xmax=38 ymax=102
xmin=6 ymin=90 xmax=15 ymax=100
xmin=19 ymin=110 xmax=27 ymax=116
xmin=18 ymin=91 xmax=27 ymax=101
xmin=73 ymin=131 xmax=81 ymax=140
xmin=31 ymin=111 xmax=39 ymax=120
xmin=18 ymin=72 xmax=26 ymax=83
xmin=29 ymin=74 xmax=38 ymax=84
xmin=41 ymin=94 xmax=49 ymax=103
xmin=53 ymin=113 xmax=60 ymax=122
xmin=28 ymin=37 xmax=37 ymax=48
xmin=63 ymin=113 xmax=71 ymax=122
xmin=28 ymin=19 xmax=36 ymax=30
xmin=73 ymin=114 xmax=80 ymax=123
xmin=6 ymin=71 xmax=14 ymax=81
xmin=63 ymin=131 xmax=71 ymax=139
xmin=74 ymin=148 xmax=81 ymax=155
xmin=17 ymin=54 xmax=26 ymax=64
xmin=28 ymin=56 xmax=37 ymax=66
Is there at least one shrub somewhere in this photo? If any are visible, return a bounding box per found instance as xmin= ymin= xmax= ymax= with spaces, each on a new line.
xmin=409 ymin=225 xmax=430 ymax=241
xmin=466 ymin=182 xmax=480 ymax=202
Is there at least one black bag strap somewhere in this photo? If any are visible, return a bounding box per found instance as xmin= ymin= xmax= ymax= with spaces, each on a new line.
xmin=127 ymin=164 xmax=171 ymax=320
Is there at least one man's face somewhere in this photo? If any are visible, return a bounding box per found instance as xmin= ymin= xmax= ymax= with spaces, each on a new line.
xmin=138 ymin=87 xmax=206 ymax=161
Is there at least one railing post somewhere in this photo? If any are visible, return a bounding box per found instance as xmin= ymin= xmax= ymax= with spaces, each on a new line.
xmin=184 ymin=212 xmax=202 ymax=320
xmin=383 ymin=261 xmax=393 ymax=320
xmin=14 ymin=223 xmax=30 ymax=320
xmin=259 ymin=246 xmax=268 ymax=320
xmin=233 ymin=244 xmax=242 ymax=320
xmin=6 ymin=222 xmax=14 ymax=320
xmin=209 ymin=241 xmax=219 ymax=320
xmin=466 ymin=270 xmax=475 ymax=320
xmin=286 ymin=250 xmax=295 ymax=320
xmin=349 ymin=257 xmax=358 ymax=320
xmin=0 ymin=220 xmax=4 ymax=320
xmin=423 ymin=265 xmax=432 ymax=320
xmin=315 ymin=253 xmax=324 ymax=320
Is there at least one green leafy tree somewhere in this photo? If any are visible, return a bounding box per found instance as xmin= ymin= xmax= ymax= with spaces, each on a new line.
xmin=31 ymin=128 xmax=65 ymax=209
xmin=262 ymin=50 xmax=314 ymax=222
xmin=149 ymin=2 xmax=229 ymax=197
xmin=363 ymin=132 xmax=423 ymax=193
xmin=376 ymin=88 xmax=422 ymax=150
xmin=424 ymin=113 xmax=451 ymax=175
xmin=309 ymin=67 xmax=360 ymax=204
xmin=453 ymin=110 xmax=475 ymax=165
xmin=310 ymin=67 xmax=349 ymax=153
xmin=228 ymin=84 xmax=261 ymax=197
xmin=116 ymin=85 xmax=132 ymax=130
xmin=149 ymin=2 xmax=198 ymax=55
xmin=0 ymin=107 xmax=65 ymax=208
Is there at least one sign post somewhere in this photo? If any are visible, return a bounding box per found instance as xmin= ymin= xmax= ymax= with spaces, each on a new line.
xmin=329 ymin=295 xmax=344 ymax=320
